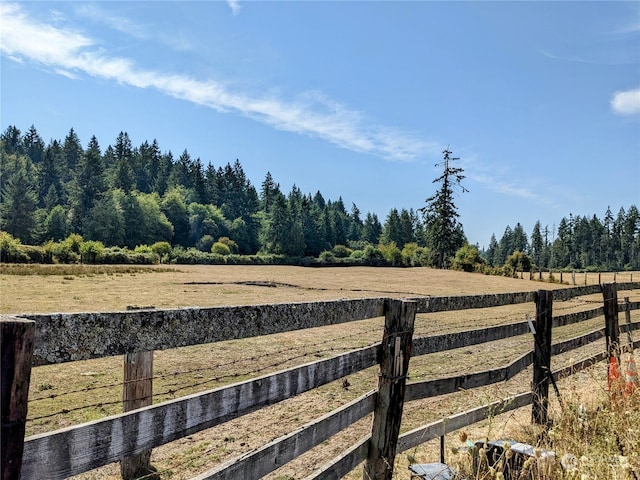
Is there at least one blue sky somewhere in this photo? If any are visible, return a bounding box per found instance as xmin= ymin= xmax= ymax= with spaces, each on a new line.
xmin=1 ymin=1 xmax=639 ymax=248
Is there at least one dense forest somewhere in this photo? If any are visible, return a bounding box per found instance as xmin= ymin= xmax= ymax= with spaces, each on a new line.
xmin=1 ymin=124 xmax=638 ymax=271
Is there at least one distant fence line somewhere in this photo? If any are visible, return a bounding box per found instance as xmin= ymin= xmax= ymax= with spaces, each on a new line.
xmin=1 ymin=281 xmax=639 ymax=480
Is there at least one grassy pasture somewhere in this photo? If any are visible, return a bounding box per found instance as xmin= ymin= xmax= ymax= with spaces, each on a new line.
xmin=2 ymin=265 xmax=639 ymax=479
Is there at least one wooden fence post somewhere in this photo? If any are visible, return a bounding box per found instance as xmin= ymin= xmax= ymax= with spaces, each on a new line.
xmin=1 ymin=316 xmax=35 ymax=480
xmin=603 ymin=284 xmax=621 ymax=363
xmin=121 ymin=351 xmax=156 ymax=480
xmin=532 ymin=290 xmax=553 ymax=426
xmin=364 ymin=299 xmax=416 ymax=480
xmin=623 ymin=297 xmax=632 ymax=352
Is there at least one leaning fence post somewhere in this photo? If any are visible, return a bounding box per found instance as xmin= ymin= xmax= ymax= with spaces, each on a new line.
xmin=121 ymin=351 xmax=156 ymax=480
xmin=1 ymin=316 xmax=35 ymax=480
xmin=603 ymin=284 xmax=621 ymax=364
xmin=532 ymin=290 xmax=553 ymax=426
xmin=364 ymin=299 xmax=416 ymax=480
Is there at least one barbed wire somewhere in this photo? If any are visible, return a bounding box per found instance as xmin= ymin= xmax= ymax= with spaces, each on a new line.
xmin=28 ymin=325 xmax=382 ymax=404
xmin=27 ymin=327 xmax=382 ymax=421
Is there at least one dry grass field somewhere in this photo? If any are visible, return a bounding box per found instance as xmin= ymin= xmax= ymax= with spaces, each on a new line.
xmin=1 ymin=264 xmax=638 ymax=479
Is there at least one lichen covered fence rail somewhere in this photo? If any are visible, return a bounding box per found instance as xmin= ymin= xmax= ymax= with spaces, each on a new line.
xmin=1 ymin=282 xmax=639 ymax=480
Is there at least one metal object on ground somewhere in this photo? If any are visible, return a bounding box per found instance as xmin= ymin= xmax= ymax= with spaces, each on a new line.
xmin=408 ymin=462 xmax=456 ymax=480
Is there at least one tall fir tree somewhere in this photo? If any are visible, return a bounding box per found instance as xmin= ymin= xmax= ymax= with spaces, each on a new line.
xmin=420 ymin=148 xmax=467 ymax=268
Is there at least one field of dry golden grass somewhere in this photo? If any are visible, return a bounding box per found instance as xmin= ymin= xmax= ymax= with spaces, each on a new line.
xmin=2 ymin=265 xmax=638 ymax=479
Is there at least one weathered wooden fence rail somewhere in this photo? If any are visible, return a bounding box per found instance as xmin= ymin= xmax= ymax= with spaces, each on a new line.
xmin=2 ymin=282 xmax=639 ymax=480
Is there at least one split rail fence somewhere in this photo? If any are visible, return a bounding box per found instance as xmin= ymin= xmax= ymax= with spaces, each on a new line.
xmin=2 ymin=281 xmax=639 ymax=480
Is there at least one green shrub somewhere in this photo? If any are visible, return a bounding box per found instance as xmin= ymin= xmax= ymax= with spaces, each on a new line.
xmin=21 ymin=245 xmax=51 ymax=264
xmin=211 ymin=242 xmax=232 ymax=256
xmin=150 ymin=241 xmax=172 ymax=258
xmin=349 ymin=249 xmax=365 ymax=260
xmin=0 ymin=231 xmax=27 ymax=263
xmin=65 ymin=234 xmax=83 ymax=254
xmin=80 ymin=241 xmax=105 ymax=264
xmin=319 ymin=250 xmax=335 ymax=262
xmin=452 ymin=244 xmax=485 ymax=272
xmin=197 ymin=235 xmax=215 ymax=252
xmin=378 ymin=242 xmax=403 ymax=266
xmin=217 ymin=236 xmax=239 ymax=254
xmin=51 ymin=240 xmax=79 ymax=264
xmin=363 ymin=245 xmax=386 ymax=265
xmin=505 ymin=250 xmax=533 ymax=275
xmin=332 ymin=245 xmax=352 ymax=258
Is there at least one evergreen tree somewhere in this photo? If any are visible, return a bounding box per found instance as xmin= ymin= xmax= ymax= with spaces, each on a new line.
xmin=551 ymin=217 xmax=571 ymax=267
xmin=70 ymin=136 xmax=106 ymax=232
xmin=301 ymin=196 xmax=327 ymax=256
xmin=111 ymin=132 xmax=136 ymax=193
xmin=497 ymin=226 xmax=514 ymax=265
xmin=62 ymin=128 xmax=83 ymax=185
xmin=205 ymin=163 xmax=219 ymax=205
xmin=144 ymin=139 xmax=162 ymax=194
xmin=612 ymin=207 xmax=626 ymax=269
xmin=0 ymin=157 xmax=38 ymax=242
xmin=260 ymin=171 xmax=280 ymax=211
xmin=420 ymin=148 xmax=467 ymax=268
xmin=0 ymin=125 xmax=23 ymax=155
xmin=361 ymin=212 xmax=382 ymax=245
xmin=155 ymin=151 xmax=173 ymax=196
xmin=512 ymin=223 xmax=528 ymax=253
xmin=485 ymin=234 xmax=498 ymax=266
xmin=191 ymin=158 xmax=208 ymax=204
xmin=38 ymin=140 xmax=64 ymax=208
xmin=135 ymin=140 xmax=155 ymax=193
xmin=381 ymin=208 xmax=402 ymax=246
xmin=261 ymin=193 xmax=291 ymax=254
xmin=23 ymin=125 xmax=45 ymax=164
xmin=398 ymin=209 xmax=416 ymax=248
xmin=621 ymin=206 xmax=639 ymax=268
xmin=329 ymin=198 xmax=348 ymax=246
xmin=603 ymin=206 xmax=614 ymax=267
xmin=348 ymin=203 xmax=363 ymax=242
xmin=530 ymin=221 xmax=544 ymax=267
xmin=313 ymin=191 xmax=326 ymax=209
xmin=84 ymin=191 xmax=126 ymax=246
xmin=112 ymin=157 xmax=135 ymax=193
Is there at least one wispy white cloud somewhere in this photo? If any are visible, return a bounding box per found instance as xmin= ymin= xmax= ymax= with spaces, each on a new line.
xmin=611 ymin=88 xmax=640 ymax=115
xmin=469 ymin=172 xmax=542 ymax=201
xmin=227 ymin=0 xmax=242 ymax=16
xmin=75 ymin=4 xmax=193 ymax=52
xmin=0 ymin=2 xmax=430 ymax=162
xmin=538 ymin=48 xmax=632 ymax=66
xmin=461 ymin=153 xmax=554 ymax=205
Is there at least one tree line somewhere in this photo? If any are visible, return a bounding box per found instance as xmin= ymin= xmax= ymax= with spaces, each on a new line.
xmin=484 ymin=206 xmax=640 ymax=272
xmin=1 ymin=124 xmax=638 ymax=271
xmin=0 ymin=125 xmax=434 ymax=265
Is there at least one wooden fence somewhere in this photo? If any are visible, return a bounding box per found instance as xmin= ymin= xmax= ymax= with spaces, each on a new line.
xmin=2 ymin=282 xmax=639 ymax=480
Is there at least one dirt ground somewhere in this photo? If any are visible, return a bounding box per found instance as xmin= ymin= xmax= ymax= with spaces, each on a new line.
xmin=2 ymin=265 xmax=638 ymax=479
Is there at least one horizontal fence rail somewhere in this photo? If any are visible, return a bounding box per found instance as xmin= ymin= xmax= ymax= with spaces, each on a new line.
xmin=23 ymin=283 xmax=639 ymax=366
xmin=7 ymin=281 xmax=639 ymax=480
xmin=25 ymin=299 xmax=386 ymax=366
xmin=22 ymin=344 xmax=380 ymax=479
xmin=195 ymin=391 xmax=377 ymax=480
